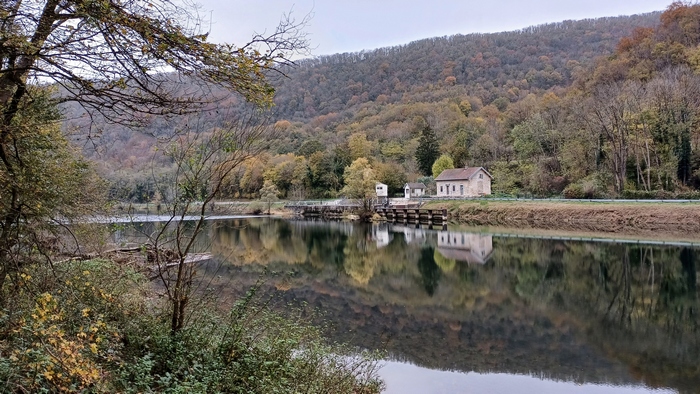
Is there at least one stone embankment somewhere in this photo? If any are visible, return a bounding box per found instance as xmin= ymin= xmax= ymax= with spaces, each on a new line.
xmin=425 ymin=201 xmax=700 ymax=239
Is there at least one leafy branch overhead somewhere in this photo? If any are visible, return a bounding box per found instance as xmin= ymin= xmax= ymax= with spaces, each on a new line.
xmin=0 ymin=0 xmax=311 ymax=126
xmin=0 ymin=0 xmax=309 ymax=295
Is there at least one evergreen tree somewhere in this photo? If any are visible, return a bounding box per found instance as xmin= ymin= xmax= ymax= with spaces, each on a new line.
xmin=416 ymin=126 xmax=440 ymax=176
xmin=676 ymin=129 xmax=692 ymax=185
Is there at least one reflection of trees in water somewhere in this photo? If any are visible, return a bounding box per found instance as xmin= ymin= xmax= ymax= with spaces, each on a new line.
xmin=343 ymin=226 xmax=378 ymax=285
xmin=210 ymin=219 xmax=317 ymax=266
xmin=197 ymin=219 xmax=700 ymax=392
xmin=679 ymin=248 xmax=697 ymax=298
xmin=418 ymin=247 xmax=441 ymax=296
xmin=505 ymin=240 xmax=700 ymax=391
xmin=433 ymin=250 xmax=456 ymax=272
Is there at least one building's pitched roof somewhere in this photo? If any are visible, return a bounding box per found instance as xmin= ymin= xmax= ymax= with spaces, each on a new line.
xmin=434 ymin=167 xmax=493 ymax=181
xmin=436 ymin=247 xmax=492 ymax=265
xmin=375 ymin=182 xmax=387 ymax=187
xmin=405 ymin=183 xmax=426 ymax=189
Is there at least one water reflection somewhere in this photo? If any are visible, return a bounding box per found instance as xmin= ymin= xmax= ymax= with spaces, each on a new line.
xmin=124 ymin=218 xmax=700 ymax=393
xmin=381 ymin=361 xmax=676 ymax=394
xmin=436 ymin=230 xmax=493 ymax=264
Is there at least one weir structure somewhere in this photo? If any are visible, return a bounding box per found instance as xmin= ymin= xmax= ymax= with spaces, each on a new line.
xmin=286 ymin=203 xmax=448 ymax=224
xmin=374 ymin=207 xmax=448 ymax=224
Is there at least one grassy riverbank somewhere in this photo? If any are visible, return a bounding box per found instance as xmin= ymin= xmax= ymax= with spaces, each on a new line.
xmin=423 ymin=199 xmax=700 ymax=240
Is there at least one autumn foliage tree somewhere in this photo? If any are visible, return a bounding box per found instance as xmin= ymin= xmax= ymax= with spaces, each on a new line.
xmin=0 ymin=0 xmax=309 ymax=122
xmin=259 ymin=180 xmax=280 ymax=215
xmin=0 ymin=0 xmax=309 ymax=291
xmin=432 ymin=154 xmax=454 ymax=178
xmin=341 ymin=158 xmax=377 ymax=214
xmin=0 ymin=88 xmax=102 ymax=293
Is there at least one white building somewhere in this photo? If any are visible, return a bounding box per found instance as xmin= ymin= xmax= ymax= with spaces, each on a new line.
xmin=404 ymin=183 xmax=427 ymax=199
xmin=375 ymin=182 xmax=388 ymax=203
xmin=435 ymin=167 xmax=492 ymax=197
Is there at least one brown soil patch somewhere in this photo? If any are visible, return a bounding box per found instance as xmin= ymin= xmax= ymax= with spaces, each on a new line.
xmin=426 ymin=201 xmax=700 ymax=240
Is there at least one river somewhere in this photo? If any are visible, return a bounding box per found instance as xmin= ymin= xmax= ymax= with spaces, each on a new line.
xmin=115 ymin=217 xmax=699 ymax=394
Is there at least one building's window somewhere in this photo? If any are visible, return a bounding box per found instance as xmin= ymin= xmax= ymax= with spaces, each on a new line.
xmin=440 ymin=186 xmax=443 ymax=192
xmin=479 ymin=173 xmax=484 ymax=179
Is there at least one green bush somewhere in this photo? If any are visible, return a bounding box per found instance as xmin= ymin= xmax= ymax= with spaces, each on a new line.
xmin=675 ymin=190 xmax=700 ymax=199
xmin=621 ymin=189 xmax=700 ymax=200
xmin=248 ymin=201 xmax=266 ymax=214
xmin=562 ymin=174 xmax=608 ymax=199
xmin=563 ymin=183 xmax=584 ymax=199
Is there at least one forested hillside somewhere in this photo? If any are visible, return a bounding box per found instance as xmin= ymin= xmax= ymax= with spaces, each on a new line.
xmin=271 ymin=14 xmax=660 ymax=120
xmin=81 ymin=7 xmax=700 ymax=202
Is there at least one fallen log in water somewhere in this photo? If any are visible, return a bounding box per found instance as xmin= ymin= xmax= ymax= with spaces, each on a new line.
xmin=153 ymin=253 xmax=213 ymax=269
xmin=53 ymin=245 xmax=212 ymax=272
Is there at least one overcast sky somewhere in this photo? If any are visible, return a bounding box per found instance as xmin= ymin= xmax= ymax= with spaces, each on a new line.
xmin=194 ymin=0 xmax=674 ymax=57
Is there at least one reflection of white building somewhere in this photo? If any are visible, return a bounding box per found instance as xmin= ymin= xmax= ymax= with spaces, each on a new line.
xmin=436 ymin=232 xmax=493 ymax=264
xmin=371 ymin=224 xmax=392 ymax=248
xmin=389 ymin=224 xmax=427 ymax=244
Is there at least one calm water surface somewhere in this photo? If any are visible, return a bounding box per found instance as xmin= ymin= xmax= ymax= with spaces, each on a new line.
xmin=117 ymin=218 xmax=699 ymax=394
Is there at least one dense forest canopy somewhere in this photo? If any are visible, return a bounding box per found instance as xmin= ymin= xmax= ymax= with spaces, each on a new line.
xmin=272 ymin=14 xmax=660 ymax=120
xmin=70 ymin=3 xmax=700 ymax=202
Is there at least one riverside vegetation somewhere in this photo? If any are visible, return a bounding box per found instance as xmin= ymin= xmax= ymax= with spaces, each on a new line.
xmin=423 ymin=199 xmax=700 ymax=238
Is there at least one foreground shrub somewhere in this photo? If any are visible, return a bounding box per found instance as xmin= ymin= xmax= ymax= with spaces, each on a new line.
xmin=0 ymin=260 xmax=384 ymax=393
xmin=1 ymin=260 xmax=129 ymax=392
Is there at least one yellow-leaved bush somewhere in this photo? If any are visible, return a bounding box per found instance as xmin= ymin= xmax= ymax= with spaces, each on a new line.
xmin=3 ymin=266 xmax=123 ymax=393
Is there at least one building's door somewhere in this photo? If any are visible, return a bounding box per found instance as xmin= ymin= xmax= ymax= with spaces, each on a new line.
xmin=460 ymin=184 xmax=464 ymax=195
xmin=477 ymin=181 xmax=483 ymax=194
xmin=446 ymin=184 xmax=450 ymax=195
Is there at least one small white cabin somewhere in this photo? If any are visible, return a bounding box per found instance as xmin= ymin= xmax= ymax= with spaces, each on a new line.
xmin=375 ymin=182 xmax=389 ymax=204
xmin=375 ymin=182 xmax=388 ymax=198
xmin=404 ymin=183 xmax=427 ymax=199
